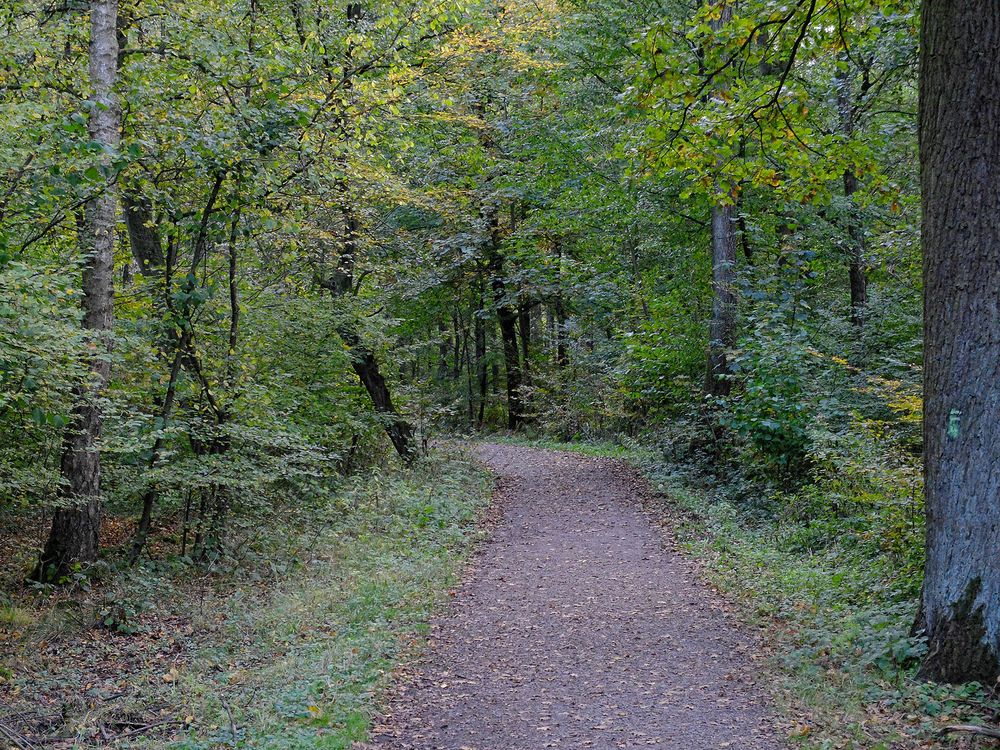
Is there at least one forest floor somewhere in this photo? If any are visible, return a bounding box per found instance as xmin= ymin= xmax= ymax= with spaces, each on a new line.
xmin=3 ymin=442 xmax=996 ymax=750
xmin=368 ymin=443 xmax=788 ymax=749
xmin=0 ymin=449 xmax=493 ymax=749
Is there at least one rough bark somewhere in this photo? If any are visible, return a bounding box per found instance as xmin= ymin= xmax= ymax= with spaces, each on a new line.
xmin=123 ymin=193 xmax=164 ymax=276
xmin=918 ymin=0 xmax=1000 ymax=684
xmin=437 ymin=319 xmax=450 ymax=382
xmin=34 ymin=0 xmax=120 ymax=581
xmin=325 ymin=198 xmax=415 ymax=461
xmin=338 ymin=323 xmax=415 ymax=460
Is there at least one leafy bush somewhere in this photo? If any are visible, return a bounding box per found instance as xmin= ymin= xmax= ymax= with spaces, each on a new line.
xmin=722 ymin=305 xmax=814 ymax=474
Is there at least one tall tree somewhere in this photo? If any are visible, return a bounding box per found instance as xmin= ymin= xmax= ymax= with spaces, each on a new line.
xmin=917 ymin=0 xmax=1000 ymax=683
xmin=34 ymin=0 xmax=120 ymax=580
xmin=836 ymin=59 xmax=868 ymax=330
xmin=704 ymin=1 xmax=737 ymax=397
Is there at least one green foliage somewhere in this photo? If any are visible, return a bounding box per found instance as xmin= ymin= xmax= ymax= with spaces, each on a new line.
xmin=722 ymin=268 xmax=817 ymax=472
xmin=0 ymin=259 xmax=88 ymax=504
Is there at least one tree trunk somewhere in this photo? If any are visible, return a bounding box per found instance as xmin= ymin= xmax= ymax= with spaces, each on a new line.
xmin=917 ymin=0 xmax=1000 ymax=684
xmin=474 ymin=278 xmax=487 ymax=426
xmin=437 ymin=319 xmax=449 ymax=382
xmin=338 ymin=324 xmax=416 ymax=459
xmin=705 ymin=202 xmax=737 ymax=397
xmin=836 ymin=61 xmax=868 ymax=328
xmin=34 ymin=0 xmax=120 ymax=582
xmin=704 ymin=2 xmax=737 ymax=398
xmin=553 ymin=239 xmax=569 ymax=369
xmin=322 ymin=0 xmax=415 ymax=462
xmin=123 ymin=193 xmax=164 ymax=276
xmin=518 ymin=297 xmax=532 ymax=387
xmin=452 ymin=309 xmax=462 ymax=380
xmin=844 ymin=170 xmax=868 ymax=329
xmin=484 ymin=211 xmax=523 ymax=429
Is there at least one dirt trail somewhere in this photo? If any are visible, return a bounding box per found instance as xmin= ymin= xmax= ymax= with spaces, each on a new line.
xmin=371 ymin=444 xmax=787 ymax=749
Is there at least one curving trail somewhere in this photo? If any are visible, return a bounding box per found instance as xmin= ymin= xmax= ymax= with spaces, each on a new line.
xmin=370 ymin=444 xmax=787 ymax=750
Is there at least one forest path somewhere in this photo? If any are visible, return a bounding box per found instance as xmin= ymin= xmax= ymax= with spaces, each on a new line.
xmin=370 ymin=443 xmax=786 ymax=750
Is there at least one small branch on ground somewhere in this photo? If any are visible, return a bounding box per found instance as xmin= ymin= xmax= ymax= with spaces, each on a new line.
xmin=220 ymin=695 xmax=239 ymax=748
xmin=0 ymin=720 xmax=36 ymax=750
xmin=941 ymin=723 xmax=1000 ymax=740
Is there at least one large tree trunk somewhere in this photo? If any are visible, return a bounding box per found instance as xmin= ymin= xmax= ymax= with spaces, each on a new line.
xmin=34 ymin=0 xmax=120 ymax=581
xmin=518 ymin=298 xmax=532 ymax=387
xmin=338 ymin=323 xmax=415 ymax=460
xmin=705 ymin=202 xmax=737 ymax=397
xmin=917 ymin=0 xmax=1000 ymax=684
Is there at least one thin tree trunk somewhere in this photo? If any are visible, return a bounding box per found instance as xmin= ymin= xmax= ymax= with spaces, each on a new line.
xmin=518 ymin=298 xmax=531 ymax=387
xmin=554 ymin=239 xmax=568 ymax=370
xmin=837 ymin=61 xmax=868 ymax=328
xmin=704 ymin=2 xmax=738 ymax=398
xmin=34 ymin=0 xmax=120 ymax=581
xmin=437 ymin=319 xmax=449 ymax=382
xmin=452 ymin=309 xmax=462 ymax=379
xmin=128 ymin=201 xmax=236 ymax=565
xmin=705 ymin=203 xmax=737 ymax=397
xmin=321 ymin=1 xmax=414 ymax=462
xmin=474 ymin=277 xmax=487 ymax=426
xmin=326 ymin=200 xmax=416 ymax=462
xmin=482 ymin=207 xmax=523 ymax=429
xmin=918 ymin=0 xmax=1000 ymax=684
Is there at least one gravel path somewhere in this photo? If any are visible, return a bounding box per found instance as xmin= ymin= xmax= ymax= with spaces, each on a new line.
xmin=371 ymin=444 xmax=787 ymax=749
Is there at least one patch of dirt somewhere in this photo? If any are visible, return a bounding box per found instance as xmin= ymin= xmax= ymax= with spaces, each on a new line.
xmin=370 ymin=443 xmax=788 ymax=749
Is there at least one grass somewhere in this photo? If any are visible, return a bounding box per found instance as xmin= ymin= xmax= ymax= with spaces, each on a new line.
xmin=493 ymin=432 xmax=999 ymax=750
xmin=0 ymin=446 xmax=493 ymax=749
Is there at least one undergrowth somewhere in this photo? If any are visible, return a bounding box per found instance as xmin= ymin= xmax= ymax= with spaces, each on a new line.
xmin=0 ymin=447 xmax=492 ymax=749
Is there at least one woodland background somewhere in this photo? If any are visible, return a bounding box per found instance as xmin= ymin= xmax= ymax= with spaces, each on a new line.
xmin=1 ymin=0 xmax=989 ymax=748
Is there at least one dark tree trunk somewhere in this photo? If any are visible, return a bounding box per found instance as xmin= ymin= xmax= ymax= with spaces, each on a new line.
xmin=917 ymin=0 xmax=1000 ymax=684
xmin=494 ymin=291 xmax=522 ymax=428
xmin=553 ymin=239 xmax=569 ymax=369
xmin=474 ymin=278 xmax=487 ymax=426
xmin=704 ymin=2 xmax=737 ymax=398
xmin=338 ymin=324 xmax=416 ymax=460
xmin=452 ymin=309 xmax=462 ymax=380
xmin=518 ymin=298 xmax=532 ymax=387
xmin=437 ymin=319 xmax=449 ymax=382
xmin=325 ymin=197 xmax=415 ymax=462
xmin=485 ymin=231 xmax=523 ymax=428
xmin=845 ymin=170 xmax=868 ymax=329
xmin=34 ymin=0 xmax=120 ymax=582
xmin=836 ymin=62 xmax=868 ymax=328
xmin=123 ymin=193 xmax=164 ymax=276
xmin=705 ymin=203 xmax=737 ymax=397
xmin=322 ymin=0 xmax=415 ymax=462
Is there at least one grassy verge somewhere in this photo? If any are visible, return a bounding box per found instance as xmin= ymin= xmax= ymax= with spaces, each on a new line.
xmin=490 ymin=433 xmax=998 ymax=750
xmin=0 ymin=447 xmax=492 ymax=749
